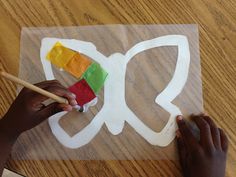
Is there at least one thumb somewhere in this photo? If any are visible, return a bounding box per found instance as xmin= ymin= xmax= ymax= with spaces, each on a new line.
xmin=35 ymin=102 xmax=63 ymax=124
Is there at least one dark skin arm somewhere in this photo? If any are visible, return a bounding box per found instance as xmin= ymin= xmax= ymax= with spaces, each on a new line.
xmin=176 ymin=115 xmax=228 ymax=177
xmin=0 ymin=80 xmax=77 ymax=176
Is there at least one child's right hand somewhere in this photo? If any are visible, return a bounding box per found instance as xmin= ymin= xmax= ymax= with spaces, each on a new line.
xmin=176 ymin=114 xmax=228 ymax=177
xmin=0 ymin=80 xmax=77 ymax=140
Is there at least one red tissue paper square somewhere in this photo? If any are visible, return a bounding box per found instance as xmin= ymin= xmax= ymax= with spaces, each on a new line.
xmin=68 ymin=79 xmax=96 ymax=107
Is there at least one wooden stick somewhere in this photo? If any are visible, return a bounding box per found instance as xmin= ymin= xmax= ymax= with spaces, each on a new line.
xmin=0 ymin=71 xmax=69 ymax=104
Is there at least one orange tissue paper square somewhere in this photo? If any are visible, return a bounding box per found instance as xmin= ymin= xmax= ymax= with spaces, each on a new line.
xmin=64 ymin=53 xmax=92 ymax=78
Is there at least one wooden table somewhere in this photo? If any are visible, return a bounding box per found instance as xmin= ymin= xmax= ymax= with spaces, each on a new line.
xmin=0 ymin=0 xmax=235 ymax=176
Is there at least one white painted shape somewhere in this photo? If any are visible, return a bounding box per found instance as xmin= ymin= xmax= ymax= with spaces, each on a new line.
xmin=40 ymin=35 xmax=190 ymax=148
xmin=82 ymin=97 xmax=98 ymax=112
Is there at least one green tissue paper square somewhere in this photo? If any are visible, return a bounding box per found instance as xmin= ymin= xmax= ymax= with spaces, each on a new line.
xmin=82 ymin=63 xmax=108 ymax=94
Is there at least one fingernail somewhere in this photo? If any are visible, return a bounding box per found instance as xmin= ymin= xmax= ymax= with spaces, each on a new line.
xmin=71 ymin=100 xmax=78 ymax=106
xmin=63 ymin=106 xmax=73 ymax=112
xmin=71 ymin=93 xmax=76 ymax=98
xmin=177 ymin=115 xmax=183 ymax=121
xmin=73 ymin=105 xmax=81 ymax=111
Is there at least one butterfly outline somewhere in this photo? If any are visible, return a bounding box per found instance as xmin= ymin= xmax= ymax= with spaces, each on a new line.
xmin=40 ymin=35 xmax=190 ymax=148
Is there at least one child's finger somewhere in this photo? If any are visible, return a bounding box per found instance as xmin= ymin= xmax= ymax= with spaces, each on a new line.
xmin=58 ymin=103 xmax=73 ymax=112
xmin=176 ymin=116 xmax=198 ymax=149
xmin=45 ymin=86 xmax=76 ymax=99
xmin=29 ymin=86 xmax=76 ymax=106
xmin=34 ymin=102 xmax=63 ymax=125
xmin=34 ymin=80 xmax=63 ymax=89
xmin=34 ymin=80 xmax=77 ymax=101
xmin=21 ymin=80 xmax=62 ymax=94
xmin=66 ymin=97 xmax=77 ymax=106
xmin=176 ymin=131 xmax=187 ymax=168
xmin=202 ymin=116 xmax=221 ymax=149
xmin=191 ymin=115 xmax=214 ymax=150
xmin=219 ymin=128 xmax=228 ymax=152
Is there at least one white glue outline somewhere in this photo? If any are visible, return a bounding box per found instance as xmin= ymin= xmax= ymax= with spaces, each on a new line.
xmin=40 ymin=35 xmax=190 ymax=148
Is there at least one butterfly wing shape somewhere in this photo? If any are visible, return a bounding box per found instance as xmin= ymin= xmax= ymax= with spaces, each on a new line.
xmin=124 ymin=35 xmax=190 ymax=146
xmin=40 ymin=38 xmax=108 ymax=148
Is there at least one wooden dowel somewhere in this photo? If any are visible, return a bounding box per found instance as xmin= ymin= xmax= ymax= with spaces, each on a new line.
xmin=0 ymin=71 xmax=69 ymax=104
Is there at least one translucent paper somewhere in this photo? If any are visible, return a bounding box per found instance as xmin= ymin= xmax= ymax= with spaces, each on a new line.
xmin=46 ymin=42 xmax=77 ymax=68
xmin=14 ymin=25 xmax=203 ymax=160
xmin=82 ymin=63 xmax=108 ymax=94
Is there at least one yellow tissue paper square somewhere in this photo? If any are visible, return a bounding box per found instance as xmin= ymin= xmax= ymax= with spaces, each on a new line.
xmin=46 ymin=42 xmax=76 ymax=68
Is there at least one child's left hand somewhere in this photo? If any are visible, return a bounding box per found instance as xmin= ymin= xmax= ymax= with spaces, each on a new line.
xmin=0 ymin=80 xmax=77 ymax=139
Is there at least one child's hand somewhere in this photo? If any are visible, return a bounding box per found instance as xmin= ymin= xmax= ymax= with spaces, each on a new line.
xmin=0 ymin=80 xmax=77 ymax=139
xmin=176 ymin=114 xmax=228 ymax=177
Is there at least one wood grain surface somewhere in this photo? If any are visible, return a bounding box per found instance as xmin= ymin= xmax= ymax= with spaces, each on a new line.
xmin=0 ymin=0 xmax=235 ymax=177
